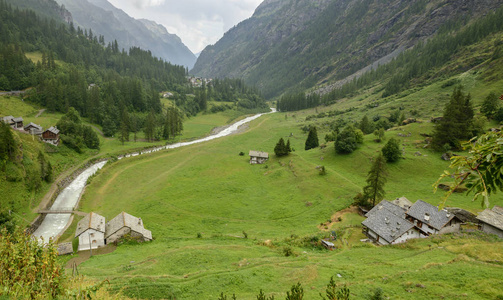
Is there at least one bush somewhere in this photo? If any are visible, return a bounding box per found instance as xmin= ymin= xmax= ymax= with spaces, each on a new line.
xmin=335 ymin=125 xmax=358 ymax=154
xmin=5 ymin=161 xmax=23 ymax=182
xmin=382 ymin=138 xmax=402 ymax=162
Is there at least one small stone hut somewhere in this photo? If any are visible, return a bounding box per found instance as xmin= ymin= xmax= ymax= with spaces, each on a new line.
xmin=249 ymin=150 xmax=269 ymax=164
xmin=477 ymin=205 xmax=503 ymax=239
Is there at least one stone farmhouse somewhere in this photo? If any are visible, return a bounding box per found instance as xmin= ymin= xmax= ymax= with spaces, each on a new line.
xmin=74 ymin=212 xmax=152 ymax=252
xmin=362 ymin=199 xmax=462 ymax=245
xmin=249 ymin=150 xmax=269 ymax=164
xmin=477 ymin=205 xmax=503 ymax=239
xmin=24 ymin=122 xmax=43 ymax=136
xmin=105 ymin=212 xmax=152 ymax=244
xmin=75 ymin=212 xmax=106 ymax=252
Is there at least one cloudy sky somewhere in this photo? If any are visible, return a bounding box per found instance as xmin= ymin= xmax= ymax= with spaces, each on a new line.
xmin=108 ymin=0 xmax=264 ymax=54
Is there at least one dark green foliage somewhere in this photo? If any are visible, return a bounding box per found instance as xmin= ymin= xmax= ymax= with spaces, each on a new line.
xmin=381 ymin=138 xmax=402 ymax=162
xmin=320 ymin=277 xmax=350 ymax=300
xmin=359 ymin=115 xmax=374 ymax=135
xmin=335 ymin=125 xmax=358 ymax=154
xmin=432 ymin=86 xmax=474 ymax=151
xmin=274 ymin=138 xmax=289 ymax=157
xmin=0 ymin=122 xmax=17 ymax=168
xmin=57 ymin=107 xmax=100 ymax=151
xmin=363 ymin=154 xmax=388 ymax=207
xmin=305 ymin=127 xmax=319 ymax=150
xmin=373 ymin=128 xmax=385 ymax=143
xmin=38 ymin=150 xmax=52 ymax=183
xmin=256 ymin=289 xmax=275 ymax=300
xmin=480 ymin=92 xmax=500 ymax=119
xmin=325 ymin=131 xmax=337 ymax=143
xmin=277 ymin=93 xmax=321 ymax=112
xmin=369 ymin=288 xmax=384 ymax=300
xmin=285 ymin=282 xmax=304 ymax=300
xmin=0 ymin=211 xmax=15 ymax=233
xmin=495 ymin=107 xmax=503 ymax=123
xmin=144 ymin=111 xmax=156 ymax=142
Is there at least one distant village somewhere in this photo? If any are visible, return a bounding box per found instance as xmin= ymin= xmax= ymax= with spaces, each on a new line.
xmin=2 ymin=115 xmax=60 ymax=145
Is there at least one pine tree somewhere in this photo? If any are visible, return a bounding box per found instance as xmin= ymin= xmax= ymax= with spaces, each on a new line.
xmin=305 ymin=126 xmax=319 ymax=150
xmin=144 ymin=111 xmax=156 ymax=142
xmin=432 ymin=86 xmax=474 ymax=150
xmin=274 ymin=138 xmax=289 ymax=156
xmin=286 ymin=139 xmax=292 ymax=153
xmin=363 ymin=154 xmax=388 ymax=207
xmin=359 ymin=115 xmax=374 ymax=134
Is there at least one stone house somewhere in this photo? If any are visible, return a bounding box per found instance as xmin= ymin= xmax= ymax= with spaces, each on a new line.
xmin=105 ymin=212 xmax=152 ymax=244
xmin=362 ymin=199 xmax=461 ymax=245
xmin=477 ymin=205 xmax=503 ymax=239
xmin=406 ymin=200 xmax=462 ymax=237
xmin=249 ymin=150 xmax=269 ymax=164
xmin=75 ymin=212 xmax=106 ymax=252
xmin=12 ymin=117 xmax=23 ymax=129
xmin=2 ymin=116 xmax=14 ymax=127
xmin=24 ymin=122 xmax=43 ymax=135
xmin=362 ymin=201 xmax=420 ymax=245
xmin=42 ymin=126 xmax=60 ymax=145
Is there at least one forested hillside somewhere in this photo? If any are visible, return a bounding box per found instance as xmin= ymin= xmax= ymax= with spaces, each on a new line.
xmin=192 ymin=0 xmax=503 ymax=99
xmin=53 ymin=0 xmax=197 ymax=68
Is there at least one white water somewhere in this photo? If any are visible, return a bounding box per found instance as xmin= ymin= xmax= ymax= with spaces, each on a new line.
xmin=33 ymin=109 xmax=275 ymax=242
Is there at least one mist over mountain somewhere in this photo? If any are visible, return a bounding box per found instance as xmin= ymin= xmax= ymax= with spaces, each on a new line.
xmin=55 ymin=0 xmax=196 ymax=68
xmin=192 ymin=0 xmax=503 ymax=98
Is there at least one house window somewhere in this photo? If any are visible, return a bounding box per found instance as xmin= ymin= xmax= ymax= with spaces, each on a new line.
xmin=92 ymin=240 xmax=96 ymax=244
xmin=90 ymin=233 xmax=94 ymax=237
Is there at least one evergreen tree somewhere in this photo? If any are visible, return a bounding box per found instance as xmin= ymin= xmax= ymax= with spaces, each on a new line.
xmin=363 ymin=154 xmax=388 ymax=207
xmin=286 ymin=139 xmax=292 ymax=153
xmin=274 ymin=138 xmax=289 ymax=156
xmin=432 ymin=86 xmax=474 ymax=150
xmin=381 ymin=138 xmax=402 ymax=162
xmin=0 ymin=122 xmax=16 ymax=167
xmin=144 ymin=111 xmax=156 ymax=142
xmin=480 ymin=92 xmax=500 ymax=119
xmin=359 ymin=115 xmax=374 ymax=134
xmin=305 ymin=126 xmax=319 ymax=150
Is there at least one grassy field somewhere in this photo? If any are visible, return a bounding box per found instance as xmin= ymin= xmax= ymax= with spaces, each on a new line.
xmin=69 ymin=102 xmax=503 ymax=299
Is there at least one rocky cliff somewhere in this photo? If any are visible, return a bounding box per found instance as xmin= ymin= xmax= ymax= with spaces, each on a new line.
xmin=192 ymin=0 xmax=503 ymax=98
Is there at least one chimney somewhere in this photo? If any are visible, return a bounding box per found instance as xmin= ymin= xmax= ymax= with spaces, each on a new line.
xmin=385 ymin=217 xmax=390 ymax=224
xmin=424 ymin=213 xmax=430 ymax=221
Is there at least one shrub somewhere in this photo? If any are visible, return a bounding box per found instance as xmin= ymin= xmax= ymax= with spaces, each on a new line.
xmin=382 ymin=138 xmax=402 ymax=162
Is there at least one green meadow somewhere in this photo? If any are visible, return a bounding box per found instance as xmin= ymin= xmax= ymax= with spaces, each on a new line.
xmin=71 ymin=106 xmax=503 ymax=299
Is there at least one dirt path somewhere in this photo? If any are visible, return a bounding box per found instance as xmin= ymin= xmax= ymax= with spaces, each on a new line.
xmin=35 ymin=109 xmax=45 ymax=118
xmin=318 ymin=206 xmax=360 ymax=230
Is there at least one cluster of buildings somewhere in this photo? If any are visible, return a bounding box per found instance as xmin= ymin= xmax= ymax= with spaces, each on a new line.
xmin=188 ymin=76 xmax=212 ymax=88
xmin=361 ymin=197 xmax=503 ymax=245
xmin=2 ymin=115 xmax=60 ymax=145
xmin=74 ymin=211 xmax=152 ymax=252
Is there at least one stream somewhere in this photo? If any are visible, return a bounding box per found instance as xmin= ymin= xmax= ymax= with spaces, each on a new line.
xmin=32 ymin=109 xmax=275 ymax=242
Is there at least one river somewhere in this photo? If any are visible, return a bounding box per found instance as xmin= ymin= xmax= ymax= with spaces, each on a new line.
xmin=32 ymin=109 xmax=275 ymax=242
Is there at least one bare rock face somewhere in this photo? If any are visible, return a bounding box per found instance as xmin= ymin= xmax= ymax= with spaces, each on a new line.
xmin=193 ymin=0 xmax=503 ymax=98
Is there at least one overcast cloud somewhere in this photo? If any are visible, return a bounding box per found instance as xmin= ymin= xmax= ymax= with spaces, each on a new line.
xmin=108 ymin=0 xmax=263 ymax=54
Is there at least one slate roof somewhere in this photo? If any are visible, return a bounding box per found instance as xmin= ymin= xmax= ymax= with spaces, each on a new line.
xmin=75 ymin=212 xmax=106 ymax=237
xmin=44 ymin=126 xmax=60 ymax=135
xmin=477 ymin=206 xmax=503 ymax=231
xmin=362 ymin=207 xmax=415 ymax=244
xmin=406 ymin=200 xmax=455 ymax=231
xmin=365 ymin=200 xmax=406 ymax=218
xmin=2 ymin=116 xmax=14 ymax=123
xmin=12 ymin=117 xmax=23 ymax=123
xmin=249 ymin=150 xmax=269 ymax=159
xmin=24 ymin=122 xmax=42 ymax=131
xmin=105 ymin=212 xmax=152 ymax=240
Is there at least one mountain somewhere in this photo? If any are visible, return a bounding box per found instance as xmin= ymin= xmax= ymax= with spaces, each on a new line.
xmin=54 ymin=0 xmax=196 ymax=68
xmin=192 ymin=0 xmax=503 ymax=98
xmin=4 ymin=0 xmax=72 ymax=23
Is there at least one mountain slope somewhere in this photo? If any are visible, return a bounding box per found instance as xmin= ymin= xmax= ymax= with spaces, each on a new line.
xmin=192 ymin=0 xmax=503 ymax=98
xmin=55 ymin=0 xmax=196 ymax=68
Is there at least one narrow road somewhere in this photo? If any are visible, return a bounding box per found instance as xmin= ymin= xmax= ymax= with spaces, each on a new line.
xmin=35 ymin=109 xmax=46 ymax=118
